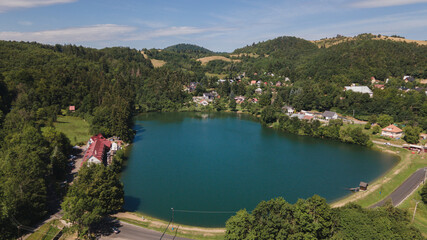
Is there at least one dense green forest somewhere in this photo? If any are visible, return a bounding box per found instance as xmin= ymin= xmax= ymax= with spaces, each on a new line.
xmin=0 ymin=33 xmax=427 ymax=239
xmin=163 ymin=43 xmax=213 ymax=54
xmin=225 ymin=196 xmax=423 ymax=239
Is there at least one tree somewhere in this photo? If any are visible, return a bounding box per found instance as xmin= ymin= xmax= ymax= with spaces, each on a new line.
xmin=225 ymin=196 xmax=336 ymax=239
xmin=260 ymin=106 xmax=277 ymax=124
xmin=372 ymin=125 xmax=381 ymax=134
xmin=377 ymin=114 xmax=394 ymax=127
xmin=403 ymin=126 xmax=422 ymax=144
xmin=229 ymin=98 xmax=237 ymax=111
xmin=61 ymin=164 xmax=124 ymax=237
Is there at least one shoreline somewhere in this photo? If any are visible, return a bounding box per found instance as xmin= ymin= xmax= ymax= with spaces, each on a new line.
xmin=125 ymin=112 xmax=426 ymax=235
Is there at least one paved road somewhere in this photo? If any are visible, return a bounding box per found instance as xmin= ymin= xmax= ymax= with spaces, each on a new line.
xmin=372 ymin=140 xmax=402 ymax=148
xmin=101 ymin=221 xmax=193 ymax=240
xmin=370 ymin=167 xmax=427 ymax=208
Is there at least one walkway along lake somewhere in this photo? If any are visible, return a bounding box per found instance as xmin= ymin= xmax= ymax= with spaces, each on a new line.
xmin=121 ymin=112 xmax=398 ymax=227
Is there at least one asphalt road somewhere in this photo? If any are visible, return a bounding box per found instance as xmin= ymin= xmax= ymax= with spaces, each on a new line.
xmin=372 ymin=140 xmax=402 ymax=148
xmin=370 ymin=167 xmax=427 ymax=208
xmin=101 ymin=221 xmax=193 ymax=240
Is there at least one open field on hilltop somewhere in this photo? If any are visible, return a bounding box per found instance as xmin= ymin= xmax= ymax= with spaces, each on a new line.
xmin=197 ymin=56 xmax=241 ymax=65
xmin=140 ymin=51 xmax=166 ymax=68
xmin=53 ymin=116 xmax=91 ymax=145
xmin=376 ymin=35 xmax=427 ymax=45
xmin=312 ymin=35 xmax=427 ymax=48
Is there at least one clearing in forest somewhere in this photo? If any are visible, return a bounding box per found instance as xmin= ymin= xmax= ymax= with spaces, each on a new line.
xmin=197 ymin=56 xmax=241 ymax=65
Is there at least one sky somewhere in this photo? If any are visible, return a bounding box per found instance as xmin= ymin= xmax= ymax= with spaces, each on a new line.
xmin=0 ymin=0 xmax=426 ymax=52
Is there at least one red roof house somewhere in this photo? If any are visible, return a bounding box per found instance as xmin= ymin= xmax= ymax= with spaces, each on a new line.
xmin=69 ymin=106 xmax=75 ymax=111
xmin=83 ymin=134 xmax=112 ymax=166
xmin=381 ymin=125 xmax=403 ymax=139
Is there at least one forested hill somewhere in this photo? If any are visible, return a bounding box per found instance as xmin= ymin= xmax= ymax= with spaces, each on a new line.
xmin=234 ymin=36 xmax=318 ymax=56
xmin=163 ymin=43 xmax=213 ymax=54
xmin=300 ymin=38 xmax=427 ymax=84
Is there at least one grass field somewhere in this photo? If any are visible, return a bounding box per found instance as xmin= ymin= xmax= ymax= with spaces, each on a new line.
xmin=54 ymin=115 xmax=91 ymax=145
xmin=197 ymin=56 xmax=240 ymax=65
xmin=399 ymin=184 xmax=427 ymax=237
xmin=27 ymin=220 xmax=63 ymax=240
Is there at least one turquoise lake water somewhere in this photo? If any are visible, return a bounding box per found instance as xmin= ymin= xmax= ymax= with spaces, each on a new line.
xmin=121 ymin=112 xmax=398 ymax=227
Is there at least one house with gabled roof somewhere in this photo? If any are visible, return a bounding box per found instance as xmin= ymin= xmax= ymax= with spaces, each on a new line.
xmin=381 ymin=125 xmax=403 ymax=139
xmin=322 ymin=111 xmax=338 ymax=120
xmin=83 ymin=134 xmax=112 ymax=166
xmin=344 ymin=86 xmax=373 ymax=98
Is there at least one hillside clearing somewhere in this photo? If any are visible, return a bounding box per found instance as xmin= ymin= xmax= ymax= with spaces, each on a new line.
xmin=141 ymin=51 xmax=166 ymax=68
xmin=312 ymin=35 xmax=427 ymax=48
xmin=197 ymin=56 xmax=241 ymax=65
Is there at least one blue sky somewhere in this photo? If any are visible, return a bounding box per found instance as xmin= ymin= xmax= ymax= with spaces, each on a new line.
xmin=0 ymin=0 xmax=426 ymax=52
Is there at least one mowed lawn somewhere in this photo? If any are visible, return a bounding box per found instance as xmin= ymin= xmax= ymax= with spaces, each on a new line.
xmin=54 ymin=116 xmax=91 ymax=145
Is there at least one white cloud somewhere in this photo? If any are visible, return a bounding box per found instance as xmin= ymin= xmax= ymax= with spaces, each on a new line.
xmin=126 ymin=26 xmax=233 ymax=41
xmin=0 ymin=24 xmax=135 ymax=44
xmin=351 ymin=0 xmax=427 ymax=8
xmin=0 ymin=0 xmax=77 ymax=12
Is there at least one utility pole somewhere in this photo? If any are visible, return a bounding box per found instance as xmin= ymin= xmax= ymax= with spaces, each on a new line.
xmin=160 ymin=208 xmax=174 ymax=240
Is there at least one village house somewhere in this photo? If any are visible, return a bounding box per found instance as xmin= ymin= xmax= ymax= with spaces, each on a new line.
xmin=250 ymin=80 xmax=257 ymax=85
xmin=282 ymin=106 xmax=294 ymax=115
xmin=381 ymin=124 xmax=403 ymax=139
xmin=234 ymin=96 xmax=246 ymax=104
xmin=83 ymin=134 xmax=112 ymax=166
xmin=199 ymin=100 xmax=209 ymax=106
xmin=322 ymin=111 xmax=338 ymax=120
xmin=69 ymin=105 xmax=75 ymax=112
xmin=420 ymin=133 xmax=427 ymax=140
xmin=344 ymin=85 xmax=373 ymax=98
xmin=303 ymin=115 xmax=314 ymax=121
xmin=275 ymin=81 xmax=282 ymax=87
xmin=290 ymin=113 xmax=305 ymax=120
xmin=374 ymin=84 xmax=385 ymax=89
xmin=403 ymin=76 xmax=415 ymax=83
xmin=188 ymin=82 xmax=198 ymax=92
xmin=255 ymin=88 xmax=263 ymax=94
xmin=203 ymin=93 xmax=215 ymax=101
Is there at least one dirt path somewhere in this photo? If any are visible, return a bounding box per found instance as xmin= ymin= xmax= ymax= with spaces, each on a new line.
xmin=113 ymin=212 xmax=225 ymax=234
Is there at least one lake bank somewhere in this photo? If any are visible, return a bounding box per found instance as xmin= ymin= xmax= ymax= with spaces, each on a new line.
xmin=121 ymin=112 xmax=398 ymax=227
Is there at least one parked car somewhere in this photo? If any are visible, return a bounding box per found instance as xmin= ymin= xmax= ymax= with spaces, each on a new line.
xmin=112 ymin=227 xmax=120 ymax=234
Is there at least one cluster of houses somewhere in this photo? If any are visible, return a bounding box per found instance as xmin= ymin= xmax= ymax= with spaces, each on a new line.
xmin=282 ymin=106 xmax=339 ymax=122
xmin=82 ymin=134 xmax=123 ymax=166
xmin=192 ymin=91 xmax=220 ymax=106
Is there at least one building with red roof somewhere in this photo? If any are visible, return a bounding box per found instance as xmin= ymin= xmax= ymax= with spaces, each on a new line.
xmin=381 ymin=125 xmax=403 ymax=139
xmin=82 ymin=134 xmax=112 ymax=166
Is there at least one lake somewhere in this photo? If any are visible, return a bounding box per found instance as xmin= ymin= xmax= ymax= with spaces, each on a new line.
xmin=121 ymin=112 xmax=398 ymax=227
